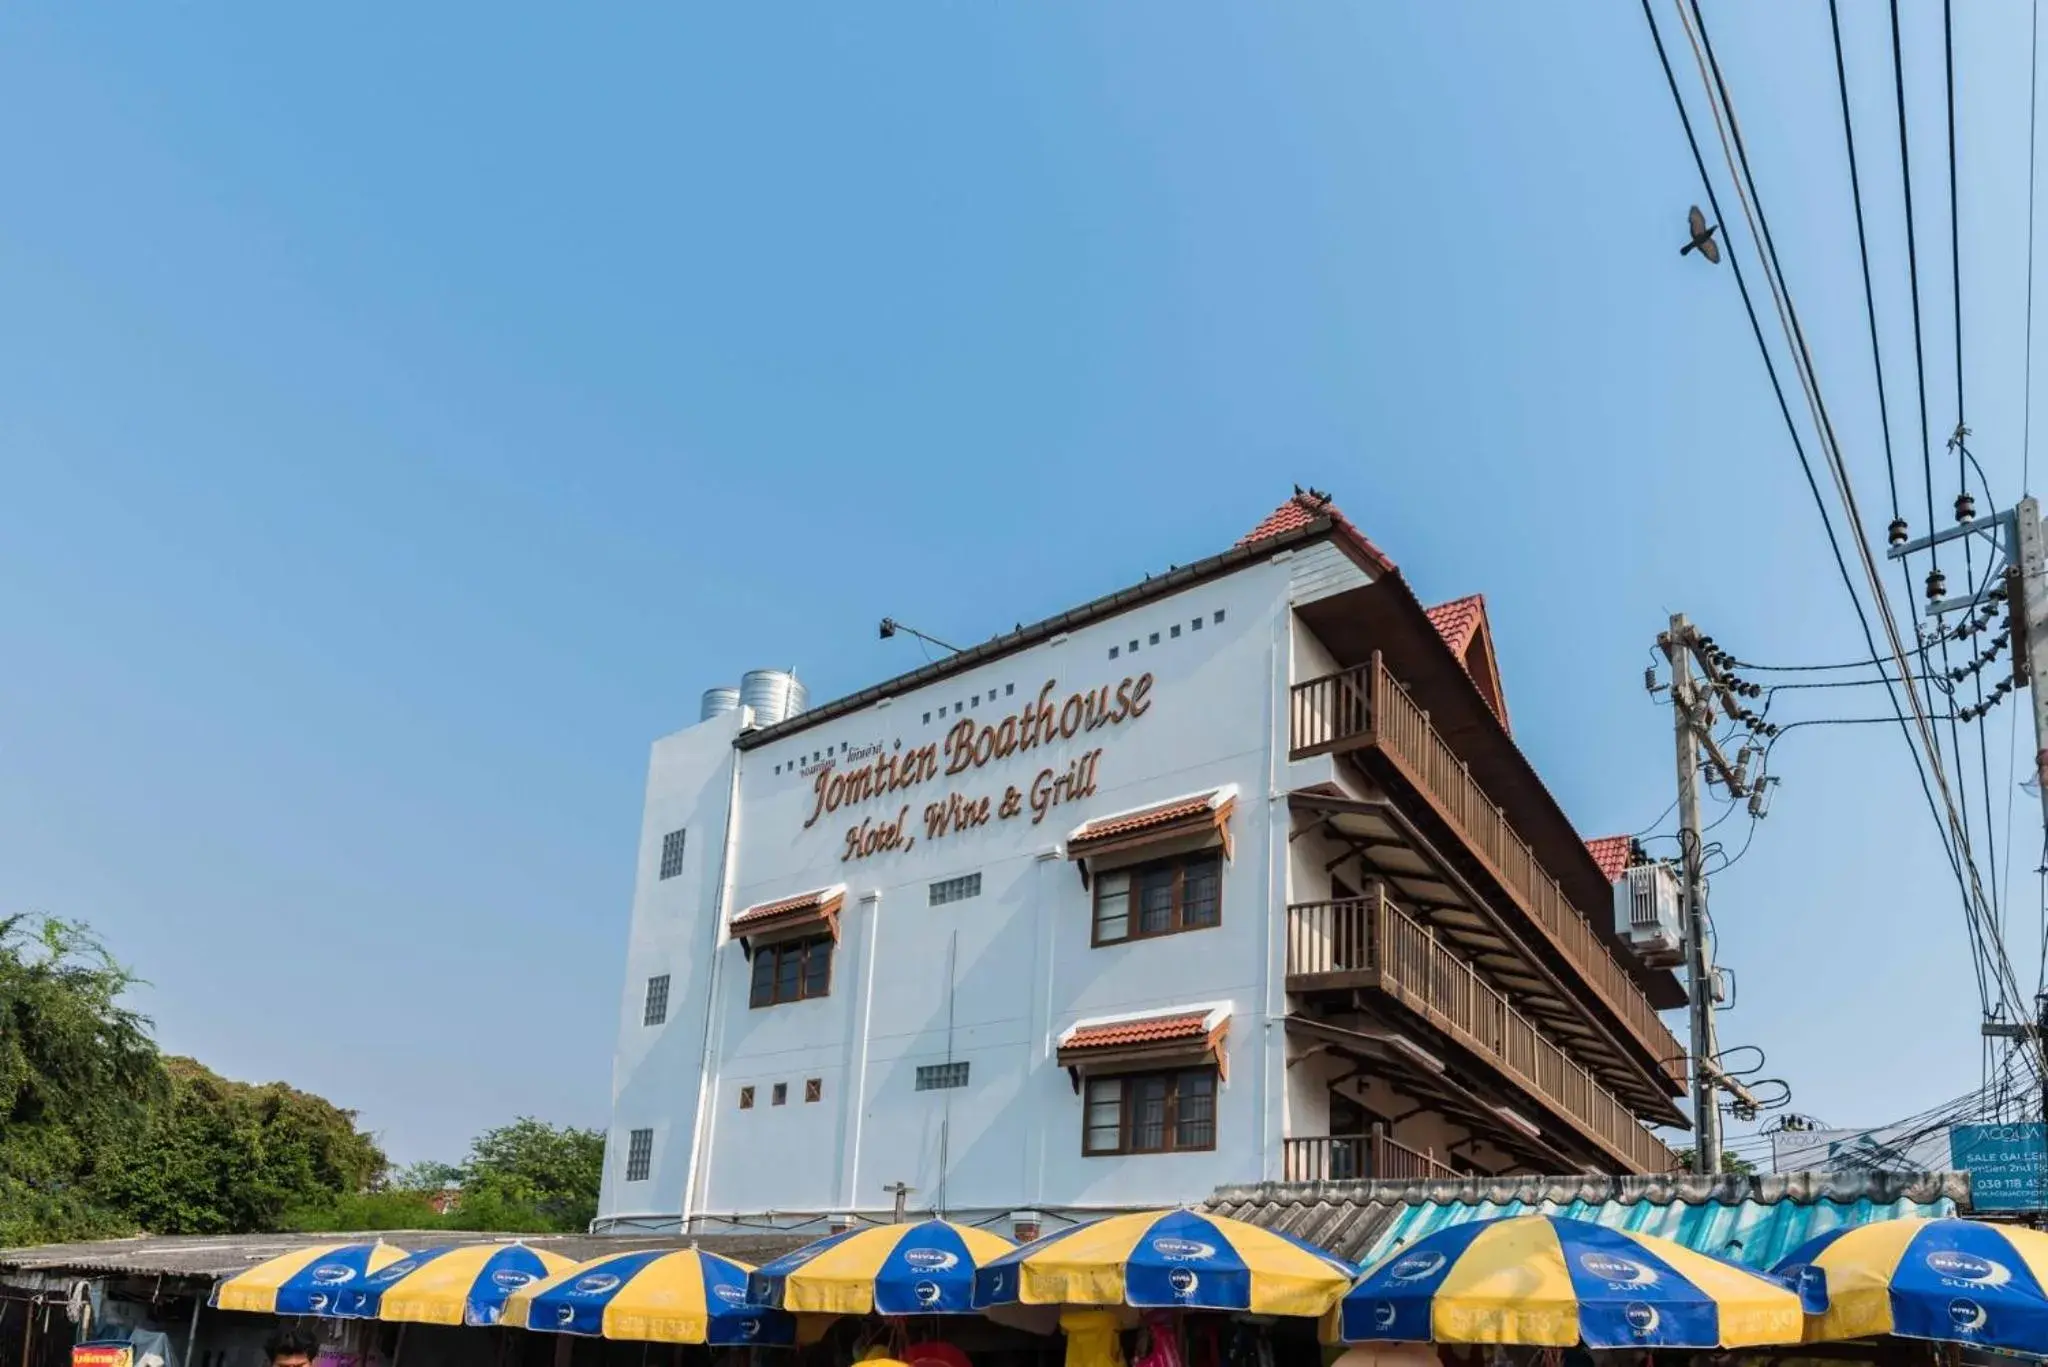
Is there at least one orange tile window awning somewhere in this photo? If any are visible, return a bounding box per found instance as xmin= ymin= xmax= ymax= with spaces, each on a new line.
xmin=728 ymin=884 xmax=846 ymax=945
xmin=1065 ymin=787 xmax=1238 ymax=866
xmin=1056 ymin=1003 xmax=1233 ymax=1083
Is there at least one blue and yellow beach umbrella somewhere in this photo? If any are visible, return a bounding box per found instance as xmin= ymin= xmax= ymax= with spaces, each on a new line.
xmin=211 ymin=1243 xmax=411 ymax=1317
xmin=504 ymin=1247 xmax=796 ymax=1346
xmin=1337 ymin=1214 xmax=1803 ymax=1349
xmin=972 ymin=1209 xmax=1356 ymax=1316
xmin=333 ymin=1243 xmax=578 ymax=1326
xmin=1774 ymin=1216 xmax=2048 ymax=1352
xmin=748 ymin=1219 xmax=1015 ymax=1315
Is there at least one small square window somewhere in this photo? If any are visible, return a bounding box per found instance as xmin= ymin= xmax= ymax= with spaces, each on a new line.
xmin=923 ymin=712 xmax=931 ymax=724
xmin=1129 ymin=640 xmax=1140 ymax=653
xmin=625 ymin=1128 xmax=654 ymax=1182
xmin=805 ymin=1078 xmax=822 ymax=1103
xmin=1149 ymin=632 xmax=1160 ymax=645
xmin=1006 ymin=683 xmax=1015 ymax=696
xmin=1214 ymin=609 xmax=1226 ymax=624
xmin=772 ymin=1082 xmax=789 ymax=1106
xmin=644 ymin=974 xmax=671 ymax=1026
xmin=929 ymin=872 xmax=982 ymax=906
xmin=955 ymin=702 xmax=964 ymax=715
xmin=916 ymin=1061 xmax=971 ymax=1091
xmin=739 ymin=1086 xmax=755 ymax=1110
xmin=659 ymin=829 xmax=687 ymax=880
xmin=1109 ymin=646 xmax=1120 ymax=659
xmin=1192 ymin=617 xmax=1203 ymax=631
xmin=1171 ymin=624 xmax=1181 ymax=638
xmin=972 ymin=694 xmax=980 ymax=706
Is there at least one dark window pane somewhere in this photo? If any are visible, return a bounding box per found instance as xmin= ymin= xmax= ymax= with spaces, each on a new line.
xmin=1129 ymin=1076 xmax=1169 ymax=1152
xmin=1094 ymin=871 xmax=1131 ymax=943
xmin=776 ymin=946 xmax=801 ymax=1001
xmin=1137 ymin=868 xmax=1176 ymax=935
xmin=1181 ymin=856 xmax=1222 ymax=928
xmin=1175 ymin=1071 xmax=1216 ymax=1149
xmin=802 ymin=939 xmax=832 ymax=997
xmin=750 ymin=951 xmax=776 ymax=1007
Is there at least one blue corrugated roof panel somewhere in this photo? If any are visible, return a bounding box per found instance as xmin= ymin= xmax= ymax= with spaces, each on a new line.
xmin=1356 ymin=1192 xmax=1954 ymax=1272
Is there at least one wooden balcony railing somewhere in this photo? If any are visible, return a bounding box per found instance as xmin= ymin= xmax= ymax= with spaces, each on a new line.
xmin=1287 ymin=890 xmax=1679 ymax=1175
xmin=1283 ymin=1127 xmax=1458 ymax=1183
xmin=1288 ymin=655 xmax=1686 ymax=1092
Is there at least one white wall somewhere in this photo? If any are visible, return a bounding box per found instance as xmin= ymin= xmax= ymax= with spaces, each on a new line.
xmin=597 ymin=710 xmax=744 ymax=1226
xmin=600 ymin=538 xmax=1406 ymax=1228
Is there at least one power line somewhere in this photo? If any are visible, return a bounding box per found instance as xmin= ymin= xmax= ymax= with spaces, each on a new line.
xmin=1673 ymin=0 xmax=2041 ymax=1081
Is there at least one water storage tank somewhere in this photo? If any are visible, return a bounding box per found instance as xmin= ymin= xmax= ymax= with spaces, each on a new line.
xmin=740 ymin=669 xmax=808 ymax=726
xmin=700 ymin=686 xmax=741 ymax=722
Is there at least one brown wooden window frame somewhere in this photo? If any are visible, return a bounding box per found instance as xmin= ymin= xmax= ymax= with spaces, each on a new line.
xmin=1081 ymin=1066 xmax=1219 ymax=1156
xmin=738 ymin=1085 xmax=755 ymax=1110
xmin=1090 ymin=851 xmax=1223 ymax=946
xmin=749 ymin=933 xmax=834 ymax=1008
xmin=804 ymin=1077 xmax=822 ymax=1103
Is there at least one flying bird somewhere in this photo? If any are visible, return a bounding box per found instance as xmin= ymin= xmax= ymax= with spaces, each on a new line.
xmin=1681 ymin=206 xmax=1721 ymax=264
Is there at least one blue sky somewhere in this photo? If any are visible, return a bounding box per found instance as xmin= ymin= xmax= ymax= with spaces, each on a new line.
xmin=1 ymin=4 xmax=2039 ymax=1166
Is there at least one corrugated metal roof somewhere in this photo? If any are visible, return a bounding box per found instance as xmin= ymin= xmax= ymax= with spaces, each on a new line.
xmin=1205 ymin=1171 xmax=1967 ymax=1268
xmin=0 ymin=1230 xmax=811 ymax=1282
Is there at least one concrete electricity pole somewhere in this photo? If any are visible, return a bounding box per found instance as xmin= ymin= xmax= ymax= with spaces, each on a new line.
xmin=1658 ymin=615 xmax=1762 ymax=1176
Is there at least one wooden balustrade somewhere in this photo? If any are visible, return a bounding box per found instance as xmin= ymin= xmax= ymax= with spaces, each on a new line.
xmin=1282 ymin=1127 xmax=1457 ymax=1182
xmin=1286 ymin=889 xmax=1678 ymax=1174
xmin=1288 ymin=656 xmax=1686 ymax=1092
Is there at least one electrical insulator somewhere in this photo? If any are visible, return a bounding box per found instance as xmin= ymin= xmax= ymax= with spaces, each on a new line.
xmin=1748 ymin=783 xmax=1773 ymax=818
xmin=1890 ymin=517 xmax=1910 ymax=546
xmin=1956 ymin=491 xmax=1977 ymax=523
xmin=1644 ymin=666 xmax=1658 ymax=692
xmin=1927 ymin=569 xmax=1948 ymax=603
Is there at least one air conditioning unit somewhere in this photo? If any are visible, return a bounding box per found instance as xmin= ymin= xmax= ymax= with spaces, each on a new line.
xmin=1614 ymin=862 xmax=1684 ymax=966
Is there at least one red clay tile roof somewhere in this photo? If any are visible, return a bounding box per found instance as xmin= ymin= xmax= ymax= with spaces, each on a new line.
xmin=1585 ymin=835 xmax=1633 ymax=883
xmin=1239 ymin=492 xmax=1396 ymax=574
xmin=1069 ymin=792 xmax=1223 ymax=846
xmin=731 ymin=885 xmax=844 ymax=931
xmin=1425 ymin=594 xmax=1487 ymax=656
xmin=1063 ymin=1012 xmax=1212 ymax=1050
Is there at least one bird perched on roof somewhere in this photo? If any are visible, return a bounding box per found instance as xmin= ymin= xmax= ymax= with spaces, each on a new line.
xmin=1681 ymin=206 xmax=1721 ymax=264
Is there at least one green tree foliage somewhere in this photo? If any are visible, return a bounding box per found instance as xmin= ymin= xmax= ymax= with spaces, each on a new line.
xmin=96 ymin=1057 xmax=387 ymax=1234
xmin=1674 ymin=1148 xmax=1758 ymax=1176
xmin=0 ymin=916 xmax=165 ymax=1245
xmin=455 ymin=1118 xmax=606 ymax=1233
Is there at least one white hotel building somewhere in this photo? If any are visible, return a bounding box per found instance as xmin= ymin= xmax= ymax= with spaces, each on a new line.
xmin=595 ymin=492 xmax=1692 ymax=1236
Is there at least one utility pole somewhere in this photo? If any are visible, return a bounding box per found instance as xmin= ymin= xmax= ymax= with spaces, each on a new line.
xmin=1898 ymin=495 xmax=2048 ymax=1195
xmin=1658 ymin=615 xmax=1763 ymax=1176
xmin=881 ymin=1181 xmax=914 ymax=1224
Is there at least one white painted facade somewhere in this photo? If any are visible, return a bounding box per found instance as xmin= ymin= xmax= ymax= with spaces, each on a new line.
xmin=596 ymin=537 xmax=1418 ymax=1233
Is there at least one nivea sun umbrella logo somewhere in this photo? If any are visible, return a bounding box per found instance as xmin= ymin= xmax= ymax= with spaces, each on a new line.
xmin=903 ymin=1249 xmax=959 ymax=1272
xmin=1949 ymin=1298 xmax=1991 ymax=1334
xmin=1167 ymin=1269 xmax=1200 ymax=1299
xmin=1388 ymin=1252 xmax=1447 ymax=1282
xmin=1624 ymin=1303 xmax=1660 ymax=1338
xmin=573 ymin=1274 xmax=622 ymax=1296
xmin=1579 ymin=1252 xmax=1657 ymax=1287
xmin=376 ymin=1261 xmax=417 ymax=1283
xmin=1928 ymin=1251 xmax=2012 ymax=1287
xmin=305 ymin=1294 xmax=330 ymax=1313
xmin=491 ymin=1271 xmax=534 ymax=1291
xmin=555 ymin=1306 xmax=578 ymax=1328
xmin=713 ymin=1284 xmax=747 ymax=1306
xmin=1371 ymin=1302 xmax=1398 ymax=1331
xmin=914 ymin=1281 xmax=942 ymax=1307
xmin=1151 ymin=1239 xmax=1216 ymax=1262
xmin=312 ymin=1264 xmax=357 ymax=1285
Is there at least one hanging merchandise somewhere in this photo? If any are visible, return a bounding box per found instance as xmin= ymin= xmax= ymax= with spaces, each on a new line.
xmin=1061 ymin=1310 xmax=1128 ymax=1367
xmin=1132 ymin=1312 xmax=1187 ymax=1367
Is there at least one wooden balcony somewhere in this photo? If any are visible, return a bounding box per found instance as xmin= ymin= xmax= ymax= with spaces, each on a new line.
xmin=1282 ymin=1127 xmax=1458 ymax=1183
xmin=1287 ymin=889 xmax=1678 ymax=1174
xmin=1289 ymin=656 xmax=1685 ymax=1090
